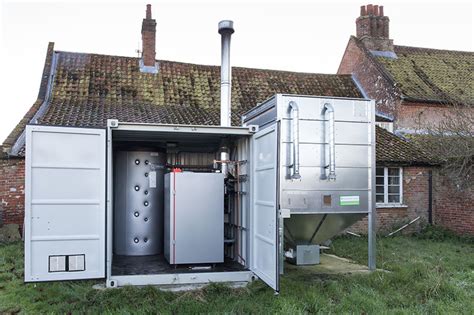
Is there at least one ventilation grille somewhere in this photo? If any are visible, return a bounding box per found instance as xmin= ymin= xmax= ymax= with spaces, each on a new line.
xmin=49 ymin=254 xmax=85 ymax=272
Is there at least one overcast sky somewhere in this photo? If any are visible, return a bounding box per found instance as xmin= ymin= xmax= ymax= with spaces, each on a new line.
xmin=0 ymin=0 xmax=472 ymax=142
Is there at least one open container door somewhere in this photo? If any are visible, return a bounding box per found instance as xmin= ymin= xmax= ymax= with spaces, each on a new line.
xmin=24 ymin=125 xmax=106 ymax=282
xmin=250 ymin=124 xmax=280 ymax=292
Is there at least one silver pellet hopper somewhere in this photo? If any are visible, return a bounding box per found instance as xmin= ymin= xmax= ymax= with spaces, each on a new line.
xmin=243 ymin=94 xmax=376 ymax=270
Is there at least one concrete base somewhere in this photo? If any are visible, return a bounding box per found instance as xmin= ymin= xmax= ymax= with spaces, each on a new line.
xmin=0 ymin=224 xmax=21 ymax=242
xmin=285 ymin=253 xmax=376 ymax=275
xmin=94 ymin=281 xmax=249 ymax=292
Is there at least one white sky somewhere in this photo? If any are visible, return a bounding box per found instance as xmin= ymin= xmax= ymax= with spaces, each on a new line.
xmin=0 ymin=0 xmax=472 ymax=142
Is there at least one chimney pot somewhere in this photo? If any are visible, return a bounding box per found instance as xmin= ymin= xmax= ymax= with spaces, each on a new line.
xmin=367 ymin=4 xmax=374 ymax=15
xmin=355 ymin=4 xmax=393 ymax=51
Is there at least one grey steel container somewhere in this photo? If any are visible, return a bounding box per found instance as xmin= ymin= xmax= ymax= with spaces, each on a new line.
xmin=114 ymin=151 xmax=166 ymax=256
xmin=243 ymin=94 xmax=375 ymax=245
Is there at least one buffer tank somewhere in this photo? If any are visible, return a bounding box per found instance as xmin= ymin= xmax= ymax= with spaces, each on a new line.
xmin=114 ymin=150 xmax=166 ymax=256
xmin=243 ymin=94 xmax=375 ymax=247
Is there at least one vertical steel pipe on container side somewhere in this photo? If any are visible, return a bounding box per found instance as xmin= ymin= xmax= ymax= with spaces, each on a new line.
xmin=322 ymin=103 xmax=336 ymax=181
xmin=288 ymin=101 xmax=301 ymax=180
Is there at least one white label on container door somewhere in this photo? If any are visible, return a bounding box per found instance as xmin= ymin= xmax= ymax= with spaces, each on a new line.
xmin=149 ymin=171 xmax=157 ymax=188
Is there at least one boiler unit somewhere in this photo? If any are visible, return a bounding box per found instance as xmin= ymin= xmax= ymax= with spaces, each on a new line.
xmin=113 ymin=150 xmax=166 ymax=256
xmin=164 ymin=171 xmax=224 ymax=264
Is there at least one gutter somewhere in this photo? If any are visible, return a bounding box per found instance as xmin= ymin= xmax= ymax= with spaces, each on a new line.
xmin=400 ymin=95 xmax=467 ymax=106
xmin=9 ymin=51 xmax=58 ymax=157
xmin=351 ymin=73 xmax=369 ymax=99
xmin=352 ymin=73 xmax=394 ymax=122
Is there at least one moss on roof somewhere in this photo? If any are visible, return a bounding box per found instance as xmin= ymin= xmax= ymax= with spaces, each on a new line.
xmin=5 ymin=48 xmax=436 ymax=165
xmin=37 ymin=51 xmax=363 ymax=128
xmin=376 ymin=126 xmax=439 ymax=165
xmin=375 ymin=46 xmax=473 ymax=105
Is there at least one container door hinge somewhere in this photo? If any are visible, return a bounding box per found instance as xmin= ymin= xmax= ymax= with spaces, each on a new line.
xmin=279 ymin=208 xmax=291 ymax=218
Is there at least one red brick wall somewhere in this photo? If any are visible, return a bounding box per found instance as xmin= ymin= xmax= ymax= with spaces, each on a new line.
xmin=349 ymin=166 xmax=431 ymax=234
xmin=338 ymin=37 xmax=402 ymax=119
xmin=434 ymin=171 xmax=474 ymax=235
xmin=1 ymin=159 xmax=471 ymax=236
xmin=0 ymin=158 xmax=25 ymax=227
xmin=397 ymin=102 xmax=474 ymax=132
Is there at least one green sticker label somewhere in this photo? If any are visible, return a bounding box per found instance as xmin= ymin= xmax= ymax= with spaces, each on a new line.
xmin=340 ymin=196 xmax=360 ymax=206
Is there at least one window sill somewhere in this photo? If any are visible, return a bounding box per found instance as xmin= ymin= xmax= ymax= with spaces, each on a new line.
xmin=376 ymin=203 xmax=408 ymax=208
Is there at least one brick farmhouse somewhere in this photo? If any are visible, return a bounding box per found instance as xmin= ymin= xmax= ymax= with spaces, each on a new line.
xmin=1 ymin=4 xmax=471 ymax=239
xmin=339 ymin=4 xmax=473 ymax=235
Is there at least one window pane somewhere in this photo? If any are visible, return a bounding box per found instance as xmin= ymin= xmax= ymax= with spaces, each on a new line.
xmin=376 ymin=168 xmax=384 ymax=176
xmin=376 ymin=186 xmax=384 ymax=194
xmin=388 ymin=195 xmax=400 ymax=203
xmin=388 ymin=168 xmax=400 ymax=176
xmin=376 ymin=195 xmax=384 ymax=203
xmin=388 ymin=186 xmax=400 ymax=194
xmin=388 ymin=177 xmax=400 ymax=185
xmin=376 ymin=177 xmax=384 ymax=185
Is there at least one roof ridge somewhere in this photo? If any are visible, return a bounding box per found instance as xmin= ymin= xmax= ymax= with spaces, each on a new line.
xmin=54 ymin=49 xmax=352 ymax=77
xmin=394 ymin=45 xmax=474 ymax=55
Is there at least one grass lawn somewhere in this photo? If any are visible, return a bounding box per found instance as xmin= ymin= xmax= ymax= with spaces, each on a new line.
xmin=1 ymin=230 xmax=473 ymax=314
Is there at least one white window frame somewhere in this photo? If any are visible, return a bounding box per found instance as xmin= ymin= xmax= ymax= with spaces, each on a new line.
xmin=376 ymin=167 xmax=404 ymax=207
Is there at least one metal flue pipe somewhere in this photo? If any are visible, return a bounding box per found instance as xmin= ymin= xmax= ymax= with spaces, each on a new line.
xmin=218 ymin=20 xmax=234 ymax=127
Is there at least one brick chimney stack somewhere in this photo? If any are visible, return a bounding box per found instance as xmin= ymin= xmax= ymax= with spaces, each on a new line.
xmin=141 ymin=4 xmax=156 ymax=67
xmin=356 ymin=4 xmax=393 ymax=51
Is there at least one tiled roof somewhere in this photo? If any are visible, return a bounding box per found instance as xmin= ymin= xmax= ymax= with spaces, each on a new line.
xmin=36 ymin=51 xmax=363 ymax=128
xmin=3 ymin=45 xmax=437 ymax=166
xmin=376 ymin=126 xmax=439 ymax=165
xmin=374 ymin=45 xmax=474 ymax=105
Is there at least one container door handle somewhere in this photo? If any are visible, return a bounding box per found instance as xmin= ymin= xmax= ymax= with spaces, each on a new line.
xmin=288 ymin=101 xmax=301 ymax=180
xmin=321 ymin=103 xmax=336 ymax=181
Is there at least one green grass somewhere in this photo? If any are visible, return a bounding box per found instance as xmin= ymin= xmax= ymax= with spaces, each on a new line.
xmin=1 ymin=231 xmax=473 ymax=314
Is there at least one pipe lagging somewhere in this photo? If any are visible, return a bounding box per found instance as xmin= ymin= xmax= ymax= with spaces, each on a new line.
xmin=322 ymin=103 xmax=336 ymax=180
xmin=288 ymin=101 xmax=301 ymax=180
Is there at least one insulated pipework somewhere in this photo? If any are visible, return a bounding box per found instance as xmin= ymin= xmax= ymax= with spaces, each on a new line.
xmin=218 ymin=20 xmax=234 ymax=127
xmin=322 ymin=103 xmax=336 ymax=180
xmin=289 ymin=101 xmax=301 ymax=180
xmin=219 ymin=146 xmax=230 ymax=178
